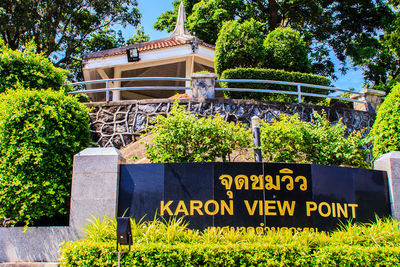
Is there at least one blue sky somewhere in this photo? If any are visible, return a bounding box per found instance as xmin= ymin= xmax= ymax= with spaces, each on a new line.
xmin=122 ymin=0 xmax=365 ymax=90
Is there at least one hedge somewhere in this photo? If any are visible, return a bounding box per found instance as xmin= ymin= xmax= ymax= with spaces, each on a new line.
xmin=220 ymin=68 xmax=332 ymax=103
xmin=0 ymin=40 xmax=71 ymax=93
xmin=60 ymin=238 xmax=400 ymax=266
xmin=60 ymin=218 xmax=400 ymax=266
xmin=0 ymin=89 xmax=92 ymax=226
xmin=370 ymin=82 xmax=400 ymax=159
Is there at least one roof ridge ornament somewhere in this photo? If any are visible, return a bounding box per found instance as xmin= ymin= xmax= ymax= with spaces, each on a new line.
xmin=170 ymin=0 xmax=195 ymax=41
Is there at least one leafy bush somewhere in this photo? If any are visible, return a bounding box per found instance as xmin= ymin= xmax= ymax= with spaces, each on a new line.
xmin=260 ymin=113 xmax=369 ymax=168
xmin=0 ymin=89 xmax=92 ymax=226
xmin=214 ymin=19 xmax=266 ymax=75
xmin=220 ymin=68 xmax=332 ymax=103
xmin=262 ymin=27 xmax=311 ymax=73
xmin=60 ymin=217 xmax=400 ymax=266
xmin=370 ymin=83 xmax=400 ymax=159
xmin=146 ymin=102 xmax=250 ymax=162
xmin=0 ymin=40 xmax=71 ymax=93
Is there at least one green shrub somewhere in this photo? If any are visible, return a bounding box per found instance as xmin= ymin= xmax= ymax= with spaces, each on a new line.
xmin=260 ymin=113 xmax=369 ymax=168
xmin=262 ymin=27 xmax=311 ymax=73
xmin=370 ymin=83 xmax=400 ymax=159
xmin=60 ymin=217 xmax=400 ymax=266
xmin=220 ymin=68 xmax=332 ymax=103
xmin=214 ymin=19 xmax=266 ymax=75
xmin=0 ymin=40 xmax=71 ymax=93
xmin=146 ymin=102 xmax=250 ymax=163
xmin=0 ymin=89 xmax=92 ymax=226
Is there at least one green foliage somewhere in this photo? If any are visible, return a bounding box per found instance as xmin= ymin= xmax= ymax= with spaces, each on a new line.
xmin=0 ymin=0 xmax=141 ymax=68
xmin=220 ymin=68 xmax=331 ymax=103
xmin=156 ymin=0 xmax=392 ymax=79
xmin=260 ymin=113 xmax=369 ymax=168
xmin=69 ymin=28 xmax=126 ymax=80
xmin=370 ymin=83 xmax=400 ymax=158
xmin=263 ymin=27 xmax=311 ymax=73
xmin=154 ymin=0 xmax=200 ymax=33
xmin=60 ymin=217 xmax=400 ymax=266
xmin=126 ymin=26 xmax=150 ymax=45
xmin=186 ymin=0 xmax=243 ymax=44
xmin=83 ymin=216 xmax=117 ymax=243
xmin=214 ymin=19 xmax=266 ymax=75
xmin=347 ymin=1 xmax=400 ymax=93
xmin=0 ymin=41 xmax=71 ymax=93
xmin=0 ymin=89 xmax=92 ymax=226
xmin=146 ymin=102 xmax=250 ymax=163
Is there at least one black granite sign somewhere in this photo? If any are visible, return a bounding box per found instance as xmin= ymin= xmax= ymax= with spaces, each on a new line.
xmin=118 ymin=163 xmax=391 ymax=232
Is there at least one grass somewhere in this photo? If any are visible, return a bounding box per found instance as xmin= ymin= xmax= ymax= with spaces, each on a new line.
xmin=81 ymin=216 xmax=400 ymax=248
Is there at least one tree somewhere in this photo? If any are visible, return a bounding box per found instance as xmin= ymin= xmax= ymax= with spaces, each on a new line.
xmin=0 ymin=40 xmax=71 ymax=93
xmin=154 ymin=0 xmax=201 ymax=33
xmin=0 ymin=0 xmax=141 ymax=68
xmin=68 ymin=28 xmax=126 ymax=81
xmin=156 ymin=0 xmax=392 ymax=78
xmin=126 ymin=26 xmax=150 ymax=45
xmin=186 ymin=0 xmax=244 ymax=44
xmin=214 ymin=19 xmax=266 ymax=75
xmin=262 ymin=27 xmax=311 ymax=73
xmin=350 ymin=0 xmax=400 ymax=93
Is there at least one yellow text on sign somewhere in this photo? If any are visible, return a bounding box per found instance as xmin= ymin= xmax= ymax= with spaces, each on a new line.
xmin=244 ymin=200 xmax=296 ymax=216
xmin=306 ymin=201 xmax=358 ymax=218
xmin=160 ymin=200 xmax=234 ymax=216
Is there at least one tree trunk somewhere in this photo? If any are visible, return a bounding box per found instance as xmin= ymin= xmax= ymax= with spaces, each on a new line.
xmin=269 ymin=0 xmax=279 ymax=30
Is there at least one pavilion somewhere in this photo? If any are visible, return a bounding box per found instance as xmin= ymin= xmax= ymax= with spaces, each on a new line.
xmin=81 ymin=1 xmax=215 ymax=101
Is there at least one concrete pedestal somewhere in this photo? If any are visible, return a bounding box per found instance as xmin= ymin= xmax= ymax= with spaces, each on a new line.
xmin=374 ymin=151 xmax=400 ymax=220
xmin=191 ymin=73 xmax=217 ymax=99
xmin=70 ymin=147 xmax=124 ymax=235
xmin=0 ymin=147 xmax=124 ymax=262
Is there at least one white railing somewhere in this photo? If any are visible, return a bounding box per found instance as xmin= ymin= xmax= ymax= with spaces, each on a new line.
xmin=69 ymin=77 xmax=366 ymax=104
xmin=216 ymin=79 xmax=365 ymax=104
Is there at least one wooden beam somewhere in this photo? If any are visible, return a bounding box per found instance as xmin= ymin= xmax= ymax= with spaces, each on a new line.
xmin=193 ymin=54 xmax=215 ymax=69
xmin=96 ymin=69 xmax=109 ymax=80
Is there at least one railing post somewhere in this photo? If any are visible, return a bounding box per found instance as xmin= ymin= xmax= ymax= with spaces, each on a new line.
xmin=106 ymin=80 xmax=110 ymax=102
xmin=350 ymin=89 xmax=385 ymax=112
xmin=251 ymin=116 xmax=263 ymax=162
xmin=191 ymin=73 xmax=217 ymax=99
xmin=297 ymin=85 xmax=301 ymax=103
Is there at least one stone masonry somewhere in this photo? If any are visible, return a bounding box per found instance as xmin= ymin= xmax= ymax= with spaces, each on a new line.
xmin=87 ymin=98 xmax=376 ymax=149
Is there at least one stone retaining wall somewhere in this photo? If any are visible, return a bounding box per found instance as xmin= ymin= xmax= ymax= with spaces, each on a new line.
xmin=87 ymin=99 xmax=376 ymax=148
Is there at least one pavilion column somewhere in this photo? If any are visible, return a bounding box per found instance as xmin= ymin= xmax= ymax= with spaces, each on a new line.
xmin=185 ymin=56 xmax=194 ymax=97
xmin=112 ymin=68 xmax=121 ymax=101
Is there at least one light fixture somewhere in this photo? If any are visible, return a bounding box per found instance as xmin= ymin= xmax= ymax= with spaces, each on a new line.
xmin=116 ymin=217 xmax=132 ymax=250
xmin=126 ymin=48 xmax=140 ymax=62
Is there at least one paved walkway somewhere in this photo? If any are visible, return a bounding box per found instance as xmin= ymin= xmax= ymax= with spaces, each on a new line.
xmin=0 ymin=263 xmax=59 ymax=267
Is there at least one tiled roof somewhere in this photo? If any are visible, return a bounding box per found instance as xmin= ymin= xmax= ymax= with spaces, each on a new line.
xmin=83 ymin=37 xmax=215 ymax=60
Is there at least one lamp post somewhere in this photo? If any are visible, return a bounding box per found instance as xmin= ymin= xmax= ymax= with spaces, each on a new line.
xmin=116 ymin=217 xmax=133 ymax=266
xmin=252 ymin=116 xmax=262 ymax=162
